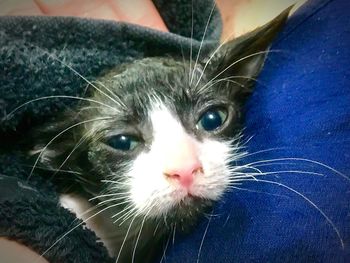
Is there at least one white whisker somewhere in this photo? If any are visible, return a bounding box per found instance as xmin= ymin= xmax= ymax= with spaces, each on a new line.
xmin=201 ymin=50 xmax=282 ymax=91
xmin=172 ymin=223 xmax=177 ymax=245
xmin=115 ymin=215 xmax=137 ymax=263
xmin=111 ymin=204 xmax=134 ymax=220
xmin=159 ymin=230 xmax=171 ymax=263
xmin=28 ymin=116 xmax=113 ymax=181
xmin=116 ymin=207 xmax=138 ymax=225
xmin=36 ymin=200 xmax=128 ymax=262
xmin=190 ymin=0 xmax=216 ymax=85
xmin=96 ymin=197 xmax=129 ymax=206
xmin=229 ymin=170 xmax=325 ymax=180
xmin=40 ymin=50 xmax=125 ymax=108
xmin=4 ymin=95 xmax=118 ymax=121
xmin=238 ymin=147 xmax=287 ymax=158
xmin=189 ymin=0 xmax=194 ymax=85
xmin=242 ymin=178 xmax=344 ymax=249
xmin=153 ymin=220 xmax=161 ymax=237
xmin=52 ymin=130 xmax=92 ymax=177
xmin=132 ymin=211 xmax=150 ymax=263
xmin=89 ymin=192 xmax=129 ymax=201
xmin=196 ymin=212 xmax=212 ymax=263
xmin=194 ymin=28 xmax=241 ymax=88
xmin=238 ymin=158 xmax=350 ymax=182
xmin=230 ymin=185 xmax=288 ymax=198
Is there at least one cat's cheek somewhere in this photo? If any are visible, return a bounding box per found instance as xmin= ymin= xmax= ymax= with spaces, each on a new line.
xmin=194 ymin=139 xmax=233 ymax=199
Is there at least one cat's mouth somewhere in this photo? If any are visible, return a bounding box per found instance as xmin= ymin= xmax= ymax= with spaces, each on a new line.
xmin=171 ymin=187 xmax=199 ymax=202
xmin=187 ymin=192 xmax=195 ymax=198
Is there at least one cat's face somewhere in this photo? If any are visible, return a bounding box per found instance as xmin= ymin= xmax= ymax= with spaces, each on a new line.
xmin=83 ymin=58 xmax=244 ymax=222
xmin=35 ymin=9 xmax=289 ymax=227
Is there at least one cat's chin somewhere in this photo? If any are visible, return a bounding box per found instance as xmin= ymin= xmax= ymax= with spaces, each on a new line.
xmin=160 ymin=195 xmax=213 ymax=232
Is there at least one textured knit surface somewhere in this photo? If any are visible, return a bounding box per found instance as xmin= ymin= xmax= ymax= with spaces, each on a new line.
xmin=0 ymin=1 xmax=220 ymax=262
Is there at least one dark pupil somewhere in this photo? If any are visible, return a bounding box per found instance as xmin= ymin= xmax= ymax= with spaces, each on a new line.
xmin=108 ymin=135 xmax=132 ymax=151
xmin=200 ymin=110 xmax=223 ymax=131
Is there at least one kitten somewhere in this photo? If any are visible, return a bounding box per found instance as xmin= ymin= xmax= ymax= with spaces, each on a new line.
xmin=30 ymin=9 xmax=290 ymax=263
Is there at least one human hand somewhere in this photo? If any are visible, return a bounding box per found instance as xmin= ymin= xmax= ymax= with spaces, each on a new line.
xmin=0 ymin=0 xmax=168 ymax=32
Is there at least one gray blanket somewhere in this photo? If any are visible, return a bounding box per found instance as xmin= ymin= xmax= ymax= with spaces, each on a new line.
xmin=0 ymin=1 xmax=221 ymax=262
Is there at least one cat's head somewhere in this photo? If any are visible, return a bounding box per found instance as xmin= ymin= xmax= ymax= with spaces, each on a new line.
xmin=33 ymin=9 xmax=289 ymax=228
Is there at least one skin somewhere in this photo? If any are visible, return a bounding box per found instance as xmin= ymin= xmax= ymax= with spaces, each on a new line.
xmin=216 ymin=0 xmax=307 ymax=40
xmin=0 ymin=0 xmax=168 ymax=31
xmin=0 ymin=0 xmax=305 ymax=262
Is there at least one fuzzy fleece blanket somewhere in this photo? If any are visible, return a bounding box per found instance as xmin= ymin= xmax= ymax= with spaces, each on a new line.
xmin=0 ymin=1 xmax=220 ymax=262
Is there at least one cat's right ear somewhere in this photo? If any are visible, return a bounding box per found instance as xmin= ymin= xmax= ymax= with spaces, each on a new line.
xmin=201 ymin=7 xmax=291 ymax=98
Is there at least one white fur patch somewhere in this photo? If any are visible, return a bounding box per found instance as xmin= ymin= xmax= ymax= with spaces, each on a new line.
xmin=127 ymin=103 xmax=235 ymax=218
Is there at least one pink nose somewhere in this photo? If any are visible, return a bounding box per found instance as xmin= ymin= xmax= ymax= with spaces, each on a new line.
xmin=163 ymin=137 xmax=203 ymax=188
xmin=164 ymin=162 xmax=203 ymax=188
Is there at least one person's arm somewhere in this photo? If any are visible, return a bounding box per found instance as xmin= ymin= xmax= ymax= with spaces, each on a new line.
xmin=0 ymin=238 xmax=50 ymax=263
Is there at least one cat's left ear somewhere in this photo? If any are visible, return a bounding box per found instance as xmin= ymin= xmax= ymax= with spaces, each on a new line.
xmin=203 ymin=7 xmax=292 ymax=97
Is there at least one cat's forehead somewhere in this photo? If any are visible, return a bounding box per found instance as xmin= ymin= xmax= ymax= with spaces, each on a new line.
xmin=101 ymin=58 xmax=224 ymax=97
xmin=149 ymin=102 xmax=186 ymax=139
xmin=96 ymin=57 xmax=233 ymax=116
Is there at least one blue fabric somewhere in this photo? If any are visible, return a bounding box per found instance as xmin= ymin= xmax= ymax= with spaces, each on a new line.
xmin=164 ymin=0 xmax=350 ymax=262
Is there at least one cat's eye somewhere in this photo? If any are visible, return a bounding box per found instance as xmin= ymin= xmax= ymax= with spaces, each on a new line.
xmin=106 ymin=134 xmax=140 ymax=151
xmin=197 ymin=108 xmax=228 ymax=132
